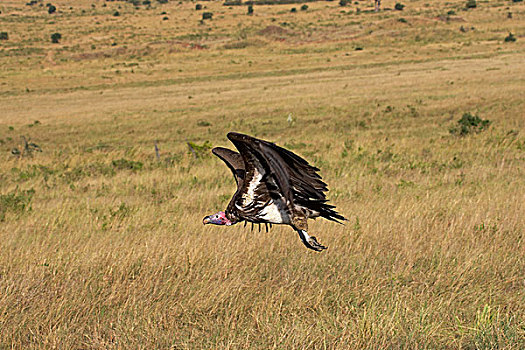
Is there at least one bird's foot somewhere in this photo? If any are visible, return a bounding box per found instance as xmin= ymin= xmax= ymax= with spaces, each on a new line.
xmin=297 ymin=230 xmax=327 ymax=252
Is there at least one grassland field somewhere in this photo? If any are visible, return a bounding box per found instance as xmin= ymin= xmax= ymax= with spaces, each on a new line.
xmin=0 ymin=0 xmax=524 ymax=348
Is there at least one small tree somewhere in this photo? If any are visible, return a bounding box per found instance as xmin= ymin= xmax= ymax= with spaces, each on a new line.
xmin=0 ymin=32 xmax=8 ymax=40
xmin=247 ymin=5 xmax=253 ymax=15
xmin=394 ymin=3 xmax=404 ymax=10
xmin=504 ymin=32 xmax=516 ymax=42
xmin=195 ymin=4 xmax=202 ymax=10
xmin=51 ymin=32 xmax=61 ymax=43
xmin=301 ymin=4 xmax=308 ymax=10
xmin=48 ymin=4 xmax=56 ymax=14
xmin=202 ymin=12 xmax=213 ymax=20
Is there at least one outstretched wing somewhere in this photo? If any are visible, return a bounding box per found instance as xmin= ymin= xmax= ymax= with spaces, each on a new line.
xmin=227 ymin=132 xmax=292 ymax=208
xmin=228 ymin=132 xmax=329 ymax=202
xmin=212 ymin=147 xmax=245 ymax=185
xmin=227 ymin=132 xmax=346 ymax=224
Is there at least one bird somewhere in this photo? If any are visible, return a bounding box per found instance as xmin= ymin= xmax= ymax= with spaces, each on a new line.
xmin=203 ymin=132 xmax=346 ymax=251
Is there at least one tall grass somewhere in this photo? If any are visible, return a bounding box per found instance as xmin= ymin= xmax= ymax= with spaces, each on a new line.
xmin=0 ymin=0 xmax=524 ymax=348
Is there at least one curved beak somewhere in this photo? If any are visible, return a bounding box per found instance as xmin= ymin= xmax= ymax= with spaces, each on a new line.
xmin=203 ymin=216 xmax=211 ymax=225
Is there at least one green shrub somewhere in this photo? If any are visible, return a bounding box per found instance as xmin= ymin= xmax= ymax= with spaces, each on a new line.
xmin=195 ymin=4 xmax=202 ymax=10
xmin=394 ymin=3 xmax=404 ymax=10
xmin=465 ymin=0 xmax=476 ymax=9
xmin=197 ymin=120 xmax=211 ymax=127
xmin=187 ymin=141 xmax=212 ymax=159
xmin=202 ymin=12 xmax=213 ymax=20
xmin=339 ymin=0 xmax=348 ymax=6
xmin=247 ymin=5 xmax=253 ymax=14
xmin=504 ymin=32 xmax=516 ymax=42
xmin=290 ymin=7 xmax=297 ymax=12
xmin=112 ymin=158 xmax=144 ymax=170
xmin=0 ymin=32 xmax=8 ymax=40
xmin=449 ymin=113 xmax=490 ymax=136
xmin=48 ymin=4 xmax=56 ymax=14
xmin=51 ymin=32 xmax=62 ymax=43
xmin=113 ymin=10 xmax=120 ymax=16
xmin=0 ymin=189 xmax=35 ymax=222
xmin=301 ymin=4 xmax=308 ymax=10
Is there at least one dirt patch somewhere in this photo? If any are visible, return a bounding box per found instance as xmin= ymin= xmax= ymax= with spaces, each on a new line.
xmin=258 ymin=25 xmax=293 ymax=37
xmin=436 ymin=15 xmax=466 ymax=23
xmin=73 ymin=47 xmax=129 ymax=61
xmin=71 ymin=41 xmax=206 ymax=61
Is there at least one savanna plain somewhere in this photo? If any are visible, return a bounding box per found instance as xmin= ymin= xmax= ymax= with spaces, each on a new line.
xmin=1 ymin=0 xmax=524 ymax=348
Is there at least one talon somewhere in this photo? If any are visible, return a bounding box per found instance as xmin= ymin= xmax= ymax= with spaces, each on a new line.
xmin=309 ymin=236 xmax=327 ymax=251
xmin=297 ymin=230 xmax=327 ymax=252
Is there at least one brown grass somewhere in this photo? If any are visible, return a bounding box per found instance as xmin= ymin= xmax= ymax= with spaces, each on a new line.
xmin=1 ymin=0 xmax=524 ymax=348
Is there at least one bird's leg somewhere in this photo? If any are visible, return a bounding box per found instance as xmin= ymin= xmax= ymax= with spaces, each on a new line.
xmin=292 ymin=217 xmax=327 ymax=251
xmin=258 ymin=223 xmax=261 ymax=232
xmin=251 ymin=223 xmax=254 ymax=231
xmin=296 ymin=229 xmax=327 ymax=252
xmin=244 ymin=221 xmax=247 ymax=228
xmin=265 ymin=223 xmax=268 ymax=233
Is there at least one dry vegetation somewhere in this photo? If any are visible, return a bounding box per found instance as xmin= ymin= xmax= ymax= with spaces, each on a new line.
xmin=1 ymin=0 xmax=524 ymax=348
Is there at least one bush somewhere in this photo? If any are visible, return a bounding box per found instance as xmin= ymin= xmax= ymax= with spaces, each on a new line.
xmin=112 ymin=158 xmax=143 ymax=171
xmin=465 ymin=0 xmax=476 ymax=8
xmin=50 ymin=32 xmax=61 ymax=43
xmin=504 ymin=32 xmax=516 ymax=42
xmin=195 ymin=4 xmax=202 ymax=10
xmin=187 ymin=141 xmax=212 ymax=159
xmin=394 ymin=3 xmax=404 ymax=10
xmin=0 ymin=189 xmax=35 ymax=222
xmin=202 ymin=12 xmax=213 ymax=19
xmin=247 ymin=5 xmax=253 ymax=14
xmin=339 ymin=0 xmax=348 ymax=6
xmin=290 ymin=7 xmax=297 ymax=12
xmin=113 ymin=10 xmax=120 ymax=16
xmin=301 ymin=4 xmax=308 ymax=10
xmin=0 ymin=32 xmax=8 ymax=40
xmin=48 ymin=4 xmax=56 ymax=14
xmin=449 ymin=113 xmax=490 ymax=136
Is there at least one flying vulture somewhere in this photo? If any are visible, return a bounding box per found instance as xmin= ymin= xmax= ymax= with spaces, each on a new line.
xmin=203 ymin=132 xmax=346 ymax=251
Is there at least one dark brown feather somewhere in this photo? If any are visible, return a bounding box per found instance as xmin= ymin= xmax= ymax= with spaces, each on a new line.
xmin=212 ymin=147 xmax=245 ymax=185
xmin=226 ymin=132 xmax=346 ymax=224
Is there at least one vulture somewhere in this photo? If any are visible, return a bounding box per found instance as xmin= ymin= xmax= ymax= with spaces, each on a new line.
xmin=203 ymin=132 xmax=346 ymax=251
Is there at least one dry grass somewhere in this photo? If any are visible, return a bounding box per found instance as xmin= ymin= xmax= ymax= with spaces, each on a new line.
xmin=1 ymin=0 xmax=524 ymax=348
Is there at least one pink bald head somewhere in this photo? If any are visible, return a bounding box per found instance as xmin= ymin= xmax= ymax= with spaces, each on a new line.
xmin=203 ymin=211 xmax=233 ymax=226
